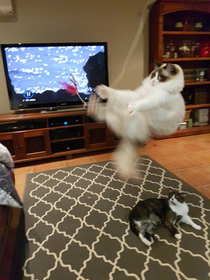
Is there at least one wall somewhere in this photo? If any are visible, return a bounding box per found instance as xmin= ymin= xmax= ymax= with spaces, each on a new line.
xmin=0 ymin=0 xmax=149 ymax=113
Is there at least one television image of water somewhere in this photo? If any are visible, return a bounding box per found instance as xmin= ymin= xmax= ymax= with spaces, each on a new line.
xmin=4 ymin=45 xmax=107 ymax=108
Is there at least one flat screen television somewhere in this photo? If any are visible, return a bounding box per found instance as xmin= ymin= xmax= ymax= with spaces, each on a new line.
xmin=1 ymin=42 xmax=109 ymax=112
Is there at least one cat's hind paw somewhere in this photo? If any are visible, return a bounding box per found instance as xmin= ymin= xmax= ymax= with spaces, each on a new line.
xmin=175 ymin=233 xmax=181 ymax=240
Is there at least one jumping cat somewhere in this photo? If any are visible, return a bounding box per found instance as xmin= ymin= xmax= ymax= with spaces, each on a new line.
xmin=92 ymin=62 xmax=185 ymax=178
xmin=129 ymin=189 xmax=202 ymax=246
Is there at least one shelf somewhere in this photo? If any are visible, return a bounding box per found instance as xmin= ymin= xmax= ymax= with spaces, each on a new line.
xmin=186 ymin=104 xmax=210 ymax=109
xmin=0 ymin=110 xmax=87 ymax=122
xmin=163 ymin=31 xmax=210 ymax=35
xmin=185 ymin=81 xmax=210 ymax=86
xmin=163 ymin=57 xmax=210 ymax=62
xmin=48 ymin=124 xmax=84 ymax=130
xmin=51 ymin=136 xmax=84 ymax=143
xmin=156 ymin=125 xmax=210 ymax=140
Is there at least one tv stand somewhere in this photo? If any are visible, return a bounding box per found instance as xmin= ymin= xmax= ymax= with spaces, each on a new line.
xmin=0 ymin=110 xmax=119 ymax=164
xmin=42 ymin=107 xmax=58 ymax=112
xmin=41 ymin=106 xmax=86 ymax=114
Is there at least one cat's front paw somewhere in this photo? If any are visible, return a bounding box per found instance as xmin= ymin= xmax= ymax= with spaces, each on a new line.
xmin=154 ymin=234 xmax=160 ymax=240
xmin=127 ymin=102 xmax=137 ymax=116
xmin=175 ymin=233 xmax=181 ymax=240
xmin=96 ymin=84 xmax=110 ymax=99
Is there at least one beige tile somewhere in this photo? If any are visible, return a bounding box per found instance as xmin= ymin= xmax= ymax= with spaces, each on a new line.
xmin=15 ymin=182 xmax=25 ymax=201
xmin=146 ymin=146 xmax=180 ymax=159
xmin=14 ymin=166 xmax=32 ymax=184
xmin=156 ymin=135 xmax=200 ymax=147
xmin=33 ymin=160 xmax=65 ymax=173
xmin=173 ymin=171 xmax=200 ymax=188
xmin=197 ymin=134 xmax=210 ymax=140
xmin=143 ymin=139 xmax=165 ymax=149
xmin=154 ymin=158 xmax=181 ymax=172
xmin=155 ymin=154 xmax=203 ymax=171
xmin=173 ymin=135 xmax=204 ymax=145
xmin=175 ymin=143 xmax=207 ymax=154
xmin=138 ymin=149 xmax=154 ymax=157
xmin=14 ymin=166 xmax=32 ymax=175
xmin=196 ymin=140 xmax=210 ymax=150
xmin=65 ymin=156 xmax=95 ymax=167
xmin=92 ymin=152 xmax=113 ymax=162
xmin=15 ymin=174 xmax=27 ymax=185
xmin=194 ymin=185 xmax=210 ymax=199
xmin=175 ymin=166 xmax=210 ymax=186
xmin=191 ymin=151 xmax=210 ymax=164
xmin=155 ymin=138 xmax=181 ymax=146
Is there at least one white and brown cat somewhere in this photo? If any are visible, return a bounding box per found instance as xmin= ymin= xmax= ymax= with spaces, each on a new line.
xmin=90 ymin=62 xmax=185 ymax=177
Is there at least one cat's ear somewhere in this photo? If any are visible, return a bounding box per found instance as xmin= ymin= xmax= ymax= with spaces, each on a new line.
xmin=164 ymin=63 xmax=175 ymax=73
xmin=168 ymin=188 xmax=173 ymax=194
xmin=179 ymin=193 xmax=186 ymax=199
xmin=154 ymin=60 xmax=161 ymax=70
xmin=179 ymin=193 xmax=186 ymax=202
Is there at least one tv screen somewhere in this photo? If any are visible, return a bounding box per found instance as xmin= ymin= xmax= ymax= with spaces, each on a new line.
xmin=1 ymin=42 xmax=109 ymax=111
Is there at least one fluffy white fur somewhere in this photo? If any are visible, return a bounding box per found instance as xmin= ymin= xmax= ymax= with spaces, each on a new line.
xmin=96 ymin=64 xmax=185 ymax=178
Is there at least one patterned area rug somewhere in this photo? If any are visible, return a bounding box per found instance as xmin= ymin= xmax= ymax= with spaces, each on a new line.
xmin=23 ymin=156 xmax=210 ymax=280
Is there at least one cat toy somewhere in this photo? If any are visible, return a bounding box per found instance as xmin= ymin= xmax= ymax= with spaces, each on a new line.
xmin=59 ymin=74 xmax=87 ymax=108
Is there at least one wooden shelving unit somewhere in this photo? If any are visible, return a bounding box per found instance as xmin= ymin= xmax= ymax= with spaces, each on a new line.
xmin=149 ymin=0 xmax=210 ymax=139
xmin=185 ymin=81 xmax=210 ymax=86
xmin=162 ymin=58 xmax=210 ymax=62
xmin=156 ymin=125 xmax=210 ymax=140
xmin=186 ymin=104 xmax=210 ymax=109
xmin=163 ymin=31 xmax=210 ymax=35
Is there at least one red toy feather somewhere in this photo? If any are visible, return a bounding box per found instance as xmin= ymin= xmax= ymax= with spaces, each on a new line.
xmin=59 ymin=81 xmax=78 ymax=96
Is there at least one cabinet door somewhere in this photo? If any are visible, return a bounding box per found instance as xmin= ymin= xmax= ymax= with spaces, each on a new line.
xmin=0 ymin=133 xmax=22 ymax=161
xmin=19 ymin=130 xmax=51 ymax=159
xmin=84 ymin=123 xmax=109 ymax=150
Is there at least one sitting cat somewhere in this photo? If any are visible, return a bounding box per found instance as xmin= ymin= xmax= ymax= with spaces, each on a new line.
xmin=129 ymin=189 xmax=202 ymax=246
xmin=93 ymin=62 xmax=185 ymax=177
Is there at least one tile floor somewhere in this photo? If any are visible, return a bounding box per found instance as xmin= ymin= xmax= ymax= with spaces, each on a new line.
xmin=14 ymin=133 xmax=210 ymax=201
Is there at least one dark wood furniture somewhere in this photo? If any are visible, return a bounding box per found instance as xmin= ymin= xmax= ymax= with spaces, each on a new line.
xmin=149 ymin=0 xmax=210 ymax=138
xmin=0 ymin=110 xmax=118 ymax=164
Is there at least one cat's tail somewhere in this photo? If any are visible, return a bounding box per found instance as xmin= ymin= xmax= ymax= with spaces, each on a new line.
xmin=112 ymin=139 xmax=139 ymax=179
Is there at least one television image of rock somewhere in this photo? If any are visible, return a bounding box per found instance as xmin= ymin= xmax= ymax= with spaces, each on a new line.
xmin=83 ymin=52 xmax=107 ymax=90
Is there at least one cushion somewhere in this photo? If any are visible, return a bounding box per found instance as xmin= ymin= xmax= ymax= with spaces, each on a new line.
xmin=0 ymin=143 xmax=15 ymax=172
xmin=0 ymin=164 xmax=22 ymax=208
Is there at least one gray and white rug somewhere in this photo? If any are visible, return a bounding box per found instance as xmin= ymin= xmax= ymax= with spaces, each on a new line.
xmin=23 ymin=156 xmax=210 ymax=280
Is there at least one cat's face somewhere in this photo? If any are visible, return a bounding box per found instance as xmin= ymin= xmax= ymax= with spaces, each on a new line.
xmin=150 ymin=61 xmax=178 ymax=86
xmin=168 ymin=189 xmax=186 ymax=206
